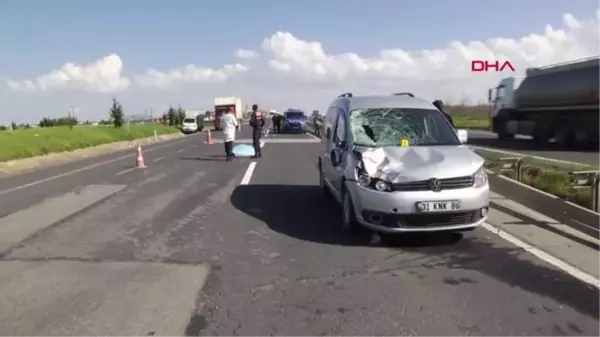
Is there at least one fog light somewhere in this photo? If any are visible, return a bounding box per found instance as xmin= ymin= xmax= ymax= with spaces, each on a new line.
xmin=481 ymin=207 xmax=488 ymax=217
xmin=367 ymin=212 xmax=384 ymax=225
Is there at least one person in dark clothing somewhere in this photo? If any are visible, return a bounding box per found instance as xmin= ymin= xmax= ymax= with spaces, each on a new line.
xmin=249 ymin=104 xmax=265 ymax=158
xmin=433 ymin=100 xmax=454 ymax=127
xmin=271 ymin=113 xmax=277 ymax=133
xmin=274 ymin=114 xmax=282 ymax=133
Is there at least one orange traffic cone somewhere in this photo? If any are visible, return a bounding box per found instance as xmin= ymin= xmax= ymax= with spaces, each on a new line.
xmin=205 ymin=129 xmax=213 ymax=145
xmin=135 ymin=144 xmax=147 ymax=169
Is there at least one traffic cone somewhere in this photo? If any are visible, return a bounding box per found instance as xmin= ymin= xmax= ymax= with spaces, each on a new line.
xmin=205 ymin=129 xmax=213 ymax=145
xmin=135 ymin=144 xmax=147 ymax=169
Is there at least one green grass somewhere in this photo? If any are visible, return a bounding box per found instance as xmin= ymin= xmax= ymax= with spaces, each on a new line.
xmin=0 ymin=124 xmax=181 ymax=162
xmin=453 ymin=116 xmax=490 ymax=130
xmin=446 ymin=104 xmax=491 ymax=130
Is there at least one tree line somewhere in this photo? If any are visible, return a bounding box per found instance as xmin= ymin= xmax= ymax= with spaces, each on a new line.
xmin=0 ymin=99 xmax=191 ymax=131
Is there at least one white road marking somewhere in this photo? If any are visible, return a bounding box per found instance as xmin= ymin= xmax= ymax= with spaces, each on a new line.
xmin=0 ymin=137 xmax=190 ymax=196
xmin=115 ymin=168 xmax=135 ymax=176
xmin=482 ymin=222 xmax=600 ymax=289
xmin=153 ymin=156 xmax=164 ymax=163
xmin=240 ymin=162 xmax=257 ymax=185
xmin=176 ymin=149 xmax=184 ymax=153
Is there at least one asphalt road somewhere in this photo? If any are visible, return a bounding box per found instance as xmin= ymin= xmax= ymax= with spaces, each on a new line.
xmin=0 ymin=129 xmax=598 ymax=335
xmin=467 ymin=130 xmax=599 ymax=165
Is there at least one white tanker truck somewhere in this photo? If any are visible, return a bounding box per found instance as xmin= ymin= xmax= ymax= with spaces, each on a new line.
xmin=488 ymin=56 xmax=599 ymax=148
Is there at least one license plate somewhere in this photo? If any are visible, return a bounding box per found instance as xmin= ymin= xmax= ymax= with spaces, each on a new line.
xmin=416 ymin=200 xmax=461 ymax=212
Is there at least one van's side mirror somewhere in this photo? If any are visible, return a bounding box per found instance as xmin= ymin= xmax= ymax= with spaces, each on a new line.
xmin=456 ymin=129 xmax=468 ymax=144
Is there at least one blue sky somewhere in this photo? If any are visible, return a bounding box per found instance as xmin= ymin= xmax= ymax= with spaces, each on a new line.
xmin=1 ymin=0 xmax=599 ymax=124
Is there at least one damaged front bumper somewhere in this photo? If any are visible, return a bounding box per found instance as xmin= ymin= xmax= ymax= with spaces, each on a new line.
xmin=346 ymin=182 xmax=489 ymax=233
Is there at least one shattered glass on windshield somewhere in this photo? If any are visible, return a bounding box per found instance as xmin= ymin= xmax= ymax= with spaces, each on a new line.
xmin=349 ymin=108 xmax=458 ymax=147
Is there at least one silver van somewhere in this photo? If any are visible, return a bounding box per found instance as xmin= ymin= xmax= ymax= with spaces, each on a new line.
xmin=317 ymin=92 xmax=490 ymax=235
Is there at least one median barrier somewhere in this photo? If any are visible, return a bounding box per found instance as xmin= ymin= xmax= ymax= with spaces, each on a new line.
xmin=472 ymin=146 xmax=599 ymax=237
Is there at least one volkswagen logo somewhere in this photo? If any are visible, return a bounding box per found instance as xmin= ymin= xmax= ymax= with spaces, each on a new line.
xmin=427 ymin=178 xmax=442 ymax=192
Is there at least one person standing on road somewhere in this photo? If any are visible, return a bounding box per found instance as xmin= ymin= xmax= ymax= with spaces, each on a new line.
xmin=220 ymin=107 xmax=239 ymax=161
xmin=274 ymin=113 xmax=282 ymax=133
xmin=433 ymin=100 xmax=454 ymax=127
xmin=249 ymin=104 xmax=265 ymax=158
xmin=271 ymin=113 xmax=278 ymax=134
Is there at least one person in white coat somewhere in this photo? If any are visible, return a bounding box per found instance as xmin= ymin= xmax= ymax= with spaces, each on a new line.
xmin=220 ymin=107 xmax=239 ymax=161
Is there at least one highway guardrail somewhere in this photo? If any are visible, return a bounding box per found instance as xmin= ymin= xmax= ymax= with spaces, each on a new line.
xmin=471 ymin=146 xmax=599 ymax=211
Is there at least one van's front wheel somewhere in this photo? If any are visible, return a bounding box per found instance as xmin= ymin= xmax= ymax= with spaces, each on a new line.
xmin=341 ymin=189 xmax=369 ymax=236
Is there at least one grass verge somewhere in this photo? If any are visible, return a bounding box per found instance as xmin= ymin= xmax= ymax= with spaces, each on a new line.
xmin=473 ymin=147 xmax=597 ymax=210
xmin=453 ymin=116 xmax=490 ymax=130
xmin=446 ymin=104 xmax=491 ymax=131
xmin=0 ymin=124 xmax=181 ymax=162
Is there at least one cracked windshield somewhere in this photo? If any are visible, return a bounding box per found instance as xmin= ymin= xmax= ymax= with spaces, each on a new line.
xmin=0 ymin=0 xmax=598 ymax=336
xmin=351 ymin=108 xmax=459 ymax=147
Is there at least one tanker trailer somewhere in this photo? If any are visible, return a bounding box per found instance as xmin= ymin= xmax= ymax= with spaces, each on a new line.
xmin=488 ymin=56 xmax=599 ymax=148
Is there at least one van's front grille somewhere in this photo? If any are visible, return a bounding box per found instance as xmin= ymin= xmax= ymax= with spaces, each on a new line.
xmin=396 ymin=211 xmax=479 ymax=228
xmin=391 ymin=176 xmax=474 ymax=192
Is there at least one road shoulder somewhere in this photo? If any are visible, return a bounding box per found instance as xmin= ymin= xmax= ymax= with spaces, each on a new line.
xmin=487 ymin=190 xmax=599 ymax=285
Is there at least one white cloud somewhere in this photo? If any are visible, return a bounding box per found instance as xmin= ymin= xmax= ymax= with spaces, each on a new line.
xmin=135 ymin=63 xmax=249 ymax=89
xmin=261 ymin=11 xmax=600 ymax=103
xmin=3 ymin=10 xmax=599 ymax=124
xmin=235 ymin=49 xmax=259 ymax=59
xmin=6 ymin=54 xmax=130 ymax=93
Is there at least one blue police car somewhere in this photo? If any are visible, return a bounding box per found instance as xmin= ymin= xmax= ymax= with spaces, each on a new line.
xmin=282 ymin=109 xmax=307 ymax=133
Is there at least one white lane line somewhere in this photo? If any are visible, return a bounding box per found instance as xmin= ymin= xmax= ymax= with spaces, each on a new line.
xmin=176 ymin=149 xmax=184 ymax=153
xmin=154 ymin=156 xmax=165 ymax=163
xmin=115 ymin=168 xmax=136 ymax=176
xmin=0 ymin=137 xmax=190 ymax=196
xmin=481 ymin=222 xmax=600 ymax=289
xmin=240 ymin=162 xmax=257 ymax=185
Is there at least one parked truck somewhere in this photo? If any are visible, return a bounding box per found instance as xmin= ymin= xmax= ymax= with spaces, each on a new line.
xmin=489 ymin=56 xmax=599 ymax=148
xmin=213 ymin=96 xmax=243 ymax=131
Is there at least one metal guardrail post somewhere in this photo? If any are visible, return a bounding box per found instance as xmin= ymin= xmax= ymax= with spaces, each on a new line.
xmin=498 ymin=157 xmax=524 ymax=181
xmin=594 ymin=174 xmax=599 ymax=212
xmin=569 ymin=170 xmax=600 ymax=212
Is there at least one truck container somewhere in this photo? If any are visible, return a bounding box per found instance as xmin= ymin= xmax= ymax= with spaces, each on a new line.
xmin=489 ymin=56 xmax=599 ymax=148
xmin=213 ymin=96 xmax=243 ymax=130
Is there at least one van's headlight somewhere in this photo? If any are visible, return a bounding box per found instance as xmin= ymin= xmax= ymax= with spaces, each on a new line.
xmin=356 ymin=169 xmax=392 ymax=192
xmin=473 ymin=166 xmax=488 ymax=188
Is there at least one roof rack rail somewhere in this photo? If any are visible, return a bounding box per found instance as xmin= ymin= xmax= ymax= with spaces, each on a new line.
xmin=338 ymin=92 xmax=353 ymax=98
xmin=392 ymin=92 xmax=414 ymax=97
